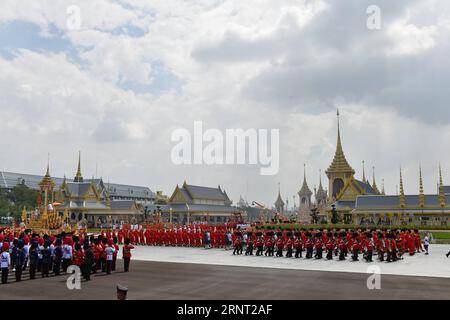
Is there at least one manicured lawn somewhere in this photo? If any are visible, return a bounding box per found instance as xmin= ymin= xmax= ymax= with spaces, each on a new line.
xmin=431 ymin=232 xmax=450 ymax=240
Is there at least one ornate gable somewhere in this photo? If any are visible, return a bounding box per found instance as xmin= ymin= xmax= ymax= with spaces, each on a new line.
xmin=336 ymin=175 xmax=365 ymax=201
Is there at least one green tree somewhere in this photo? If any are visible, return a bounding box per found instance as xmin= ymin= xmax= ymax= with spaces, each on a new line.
xmin=310 ymin=207 xmax=319 ymax=224
xmin=331 ymin=204 xmax=340 ymax=224
xmin=0 ymin=185 xmax=39 ymax=219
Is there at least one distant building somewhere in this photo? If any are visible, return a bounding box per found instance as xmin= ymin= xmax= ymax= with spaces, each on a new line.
xmin=324 ymin=110 xmax=450 ymax=226
xmin=1 ymin=154 xmax=153 ymax=227
xmin=1 ymin=172 xmax=155 ymax=205
xmin=298 ymin=165 xmax=313 ymax=223
xmin=274 ymin=186 xmax=285 ymax=214
xmin=163 ymin=182 xmax=240 ymax=224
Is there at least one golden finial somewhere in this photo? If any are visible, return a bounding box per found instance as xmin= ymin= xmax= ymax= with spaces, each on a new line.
xmin=439 ymin=163 xmax=446 ymax=208
xmin=362 ymin=160 xmax=366 ymax=183
xmin=326 ymin=108 xmax=355 ymax=176
xmin=45 ymin=153 xmax=50 ymax=177
xmin=419 ymin=165 xmax=425 ymax=208
xmin=74 ymin=151 xmax=83 ymax=182
xmin=399 ymin=167 xmax=406 ymax=208
xmin=372 ymin=166 xmax=380 ymax=194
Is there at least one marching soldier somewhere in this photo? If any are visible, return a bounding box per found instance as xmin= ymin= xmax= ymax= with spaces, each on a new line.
xmin=338 ymin=237 xmax=347 ymax=261
xmin=293 ymin=232 xmax=303 ymax=258
xmin=314 ymin=233 xmax=323 ymax=259
xmin=385 ymin=233 xmax=394 ymax=262
xmin=245 ymin=232 xmax=254 ymax=256
xmin=264 ymin=232 xmax=274 ymax=257
xmin=285 ymin=233 xmax=293 ymax=258
xmin=275 ymin=232 xmax=284 ymax=257
xmin=325 ymin=236 xmax=334 ymax=260
xmin=351 ymin=232 xmax=360 ymax=261
xmin=376 ymin=232 xmax=385 ymax=262
xmin=255 ymin=232 xmax=264 ymax=256
xmin=233 ymin=232 xmax=243 ymax=255
xmin=305 ymin=232 xmax=314 ymax=259
xmin=364 ymin=233 xmax=374 ymax=262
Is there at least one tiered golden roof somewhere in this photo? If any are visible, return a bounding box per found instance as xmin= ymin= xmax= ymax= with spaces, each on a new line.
xmin=439 ymin=164 xmax=446 ymax=208
xmin=399 ymin=168 xmax=405 ymax=208
xmin=419 ymin=166 xmax=425 ymax=208
xmin=326 ymin=110 xmax=355 ymax=175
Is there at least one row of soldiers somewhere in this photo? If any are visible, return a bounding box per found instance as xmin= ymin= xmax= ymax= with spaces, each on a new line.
xmin=231 ymin=228 xmax=427 ymax=262
xmin=0 ymin=231 xmax=134 ymax=284
xmin=103 ymin=224 xmax=236 ymax=248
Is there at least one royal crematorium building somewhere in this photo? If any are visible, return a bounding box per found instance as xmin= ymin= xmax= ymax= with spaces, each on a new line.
xmin=159 ymin=182 xmax=242 ymax=224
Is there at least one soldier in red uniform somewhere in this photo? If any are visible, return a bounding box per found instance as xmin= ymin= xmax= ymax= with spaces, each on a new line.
xmin=122 ymin=238 xmax=135 ymax=272
xmin=325 ymin=235 xmax=334 ymax=260
xmin=351 ymin=232 xmax=360 ymax=261
xmin=406 ymin=230 xmax=415 ymax=256
xmin=255 ymin=232 xmax=264 ymax=256
xmin=314 ymin=233 xmax=323 ymax=259
xmin=245 ymin=232 xmax=254 ymax=255
xmin=364 ymin=233 xmax=374 ymax=262
xmin=305 ymin=232 xmax=314 ymax=259
xmin=264 ymin=231 xmax=274 ymax=256
xmin=414 ymin=230 xmax=423 ymax=253
xmin=285 ymin=233 xmax=293 ymax=258
xmin=294 ymin=232 xmax=303 ymax=258
xmin=275 ymin=232 xmax=284 ymax=257
xmin=232 ymin=232 xmax=242 ymax=255
xmin=338 ymin=236 xmax=347 ymax=261
xmin=385 ymin=233 xmax=393 ymax=262
xmin=376 ymin=232 xmax=385 ymax=261
xmin=73 ymin=243 xmax=85 ymax=268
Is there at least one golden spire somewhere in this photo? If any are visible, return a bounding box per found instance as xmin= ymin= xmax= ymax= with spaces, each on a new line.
xmin=299 ymin=163 xmax=313 ymax=197
xmin=372 ymin=166 xmax=380 ymax=194
xmin=381 ymin=179 xmax=385 ymax=195
xmin=399 ymin=167 xmax=405 ymax=208
xmin=419 ymin=165 xmax=425 ymax=208
xmin=39 ymin=155 xmax=55 ymax=190
xmin=362 ymin=160 xmax=366 ymax=183
xmin=326 ymin=109 xmax=355 ymax=176
xmin=275 ymin=182 xmax=285 ymax=208
xmin=45 ymin=153 xmax=51 ymax=177
xmin=439 ymin=164 xmax=446 ymax=208
xmin=74 ymin=151 xmax=83 ymax=182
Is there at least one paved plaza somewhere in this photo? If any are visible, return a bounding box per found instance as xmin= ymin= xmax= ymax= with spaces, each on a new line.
xmin=0 ymin=245 xmax=449 ymax=300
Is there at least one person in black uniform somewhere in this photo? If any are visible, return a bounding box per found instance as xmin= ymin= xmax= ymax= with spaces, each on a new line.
xmin=53 ymin=238 xmax=63 ymax=276
xmin=28 ymin=241 xmax=38 ymax=280
xmin=41 ymin=241 xmax=52 ymax=278
xmin=15 ymin=240 xmax=26 ymax=282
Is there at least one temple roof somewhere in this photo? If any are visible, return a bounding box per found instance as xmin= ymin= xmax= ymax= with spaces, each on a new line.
xmin=354 ymin=194 xmax=449 ymax=209
xmin=326 ymin=110 xmax=355 ymax=175
xmin=298 ymin=165 xmax=313 ymax=197
xmin=183 ymin=182 xmax=230 ymax=201
xmin=0 ymin=171 xmax=154 ymax=200
xmin=274 ymin=190 xmax=285 ymax=208
xmin=354 ymin=179 xmax=376 ymax=195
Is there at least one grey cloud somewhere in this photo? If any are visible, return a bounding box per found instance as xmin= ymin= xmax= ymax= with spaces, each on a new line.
xmin=193 ymin=0 xmax=450 ymax=122
xmin=92 ymin=114 xmax=128 ymax=143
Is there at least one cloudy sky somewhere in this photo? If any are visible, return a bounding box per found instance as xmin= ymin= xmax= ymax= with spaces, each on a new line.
xmin=1 ymin=0 xmax=450 ymax=208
